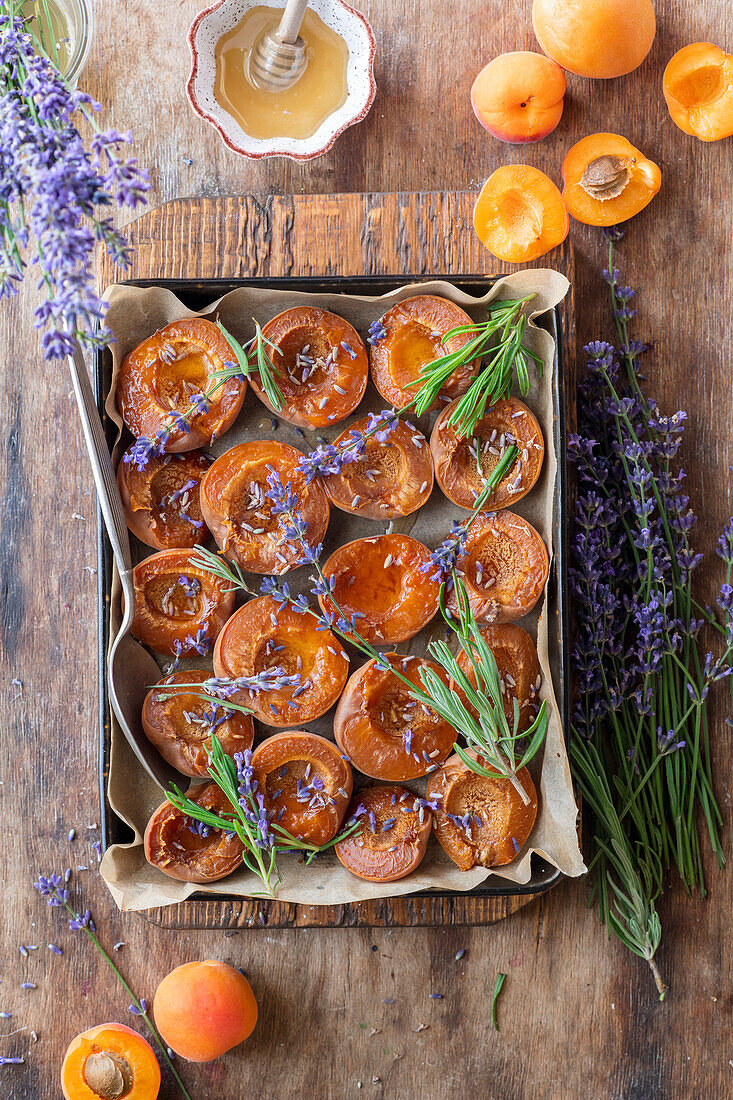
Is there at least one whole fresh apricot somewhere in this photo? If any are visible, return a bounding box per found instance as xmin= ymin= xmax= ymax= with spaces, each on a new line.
xmin=471 ymin=52 xmax=566 ymax=143
xmin=153 ymin=960 xmax=257 ymax=1062
xmin=532 ymin=0 xmax=656 ymax=80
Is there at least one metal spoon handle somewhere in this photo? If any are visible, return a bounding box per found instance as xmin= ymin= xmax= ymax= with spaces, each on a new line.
xmin=67 ymin=343 xmax=133 ymax=591
xmin=277 ymin=0 xmax=308 ymax=43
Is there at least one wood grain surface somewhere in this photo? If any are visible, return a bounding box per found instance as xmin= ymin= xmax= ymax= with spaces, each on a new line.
xmin=0 ymin=2 xmax=731 ymax=1098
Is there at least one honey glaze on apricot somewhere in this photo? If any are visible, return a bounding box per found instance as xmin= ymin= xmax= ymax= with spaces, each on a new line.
xmin=427 ymin=752 xmax=537 ymax=869
xmin=447 ymin=511 xmax=549 ymax=623
xmin=334 ymin=654 xmax=457 ymax=781
xmin=200 ymin=440 xmax=329 ymax=574
xmin=455 ymin=624 xmax=541 ymax=732
xmin=430 ymin=396 xmax=544 ymax=511
xmin=252 ymin=307 xmax=369 ymax=427
xmin=144 ymin=782 xmax=244 ymax=883
xmin=251 ymin=732 xmax=352 ymax=846
xmin=117 ymin=448 xmax=211 ymax=550
xmin=325 ymin=418 xmax=434 ymax=518
xmin=116 ymin=318 xmax=246 ymax=452
xmin=143 ymin=670 xmax=255 ymax=778
xmin=335 ymin=785 xmax=432 ymax=882
xmin=370 ymin=295 xmax=481 ymax=410
xmin=213 ymin=596 xmax=349 ymax=726
xmin=131 ymin=549 xmax=235 ymax=657
xmin=319 ymin=534 xmax=440 ymax=644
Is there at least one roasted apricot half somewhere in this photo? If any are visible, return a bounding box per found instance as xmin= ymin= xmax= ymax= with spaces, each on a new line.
xmin=369 ymin=296 xmax=480 ymax=410
xmin=430 ymin=396 xmax=544 ymax=511
xmin=454 ymin=624 xmax=541 ymax=732
xmin=142 ymin=670 xmax=255 ymax=778
xmin=562 ymin=134 xmax=661 ymax=227
xmin=447 ymin=511 xmax=549 ymax=623
xmin=116 ymin=318 xmax=246 ymax=452
xmin=200 ymin=440 xmax=329 ymax=573
xmin=213 ymin=596 xmax=349 ymax=726
xmin=117 ymin=448 xmax=211 ymax=550
xmin=335 ymin=785 xmax=432 ymax=882
xmin=144 ymin=782 xmax=244 ymax=883
xmin=319 ymin=534 xmax=440 ymax=644
xmin=473 ymin=165 xmax=569 ymax=264
xmin=427 ymin=752 xmax=537 ymax=869
xmin=324 ymin=417 xmax=433 ymax=518
xmin=251 ymin=307 xmax=368 ymax=428
xmin=251 ymin=731 xmax=352 ymax=846
xmin=130 ymin=549 xmax=235 ymax=657
xmin=663 ymin=43 xmax=733 ymax=142
xmin=334 ymin=654 xmax=457 ymax=780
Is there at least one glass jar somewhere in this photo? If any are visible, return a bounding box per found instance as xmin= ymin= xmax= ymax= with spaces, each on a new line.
xmin=22 ymin=0 xmax=93 ymax=84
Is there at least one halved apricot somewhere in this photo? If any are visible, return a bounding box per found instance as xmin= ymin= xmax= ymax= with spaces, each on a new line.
xmin=430 ymin=396 xmax=544 ymax=511
xmin=200 ymin=441 xmax=329 ymax=574
xmin=116 ymin=318 xmax=246 ymax=452
xmin=334 ymin=653 xmax=457 ymax=780
xmin=131 ymin=549 xmax=235 ymax=657
xmin=454 ymin=624 xmax=541 ymax=731
xmin=446 ymin=511 xmax=549 ymax=623
xmin=117 ymin=448 xmax=211 ymax=550
xmin=212 ymin=596 xmax=349 ymax=726
xmin=427 ymin=751 xmax=537 ymax=868
xmin=319 ymin=534 xmax=440 ymax=644
xmin=663 ymin=43 xmax=733 ymax=142
xmin=144 ymin=782 xmax=244 ymax=883
xmin=251 ymin=731 xmax=352 ymax=846
xmin=562 ymin=134 xmax=661 ymax=226
xmin=142 ymin=670 xmax=255 ymax=777
xmin=369 ymin=296 xmax=481 ymax=410
xmin=335 ymin=785 xmax=432 ymax=882
xmin=251 ymin=307 xmax=368 ymax=427
xmin=324 ymin=417 xmax=433 ymax=518
xmin=61 ymin=1022 xmax=161 ymax=1100
xmin=473 ymin=165 xmax=569 ymax=263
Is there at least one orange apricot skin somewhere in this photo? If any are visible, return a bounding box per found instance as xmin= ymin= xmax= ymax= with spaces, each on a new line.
xmin=532 ymin=0 xmax=656 ymax=79
xmin=663 ymin=43 xmax=733 ymax=142
xmin=61 ymin=1022 xmax=161 ymax=1100
xmin=117 ymin=449 xmax=211 ymax=550
xmin=153 ymin=961 xmax=257 ymax=1063
xmin=336 ymin=786 xmax=432 ymax=882
xmin=473 ymin=165 xmax=569 ymax=264
xmin=562 ymin=133 xmax=661 ymax=227
xmin=471 ymin=52 xmax=566 ymax=144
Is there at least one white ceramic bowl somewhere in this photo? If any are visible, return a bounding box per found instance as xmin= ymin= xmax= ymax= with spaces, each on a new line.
xmin=187 ymin=0 xmax=377 ymax=160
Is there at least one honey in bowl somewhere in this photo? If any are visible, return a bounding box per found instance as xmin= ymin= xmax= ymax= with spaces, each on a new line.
xmin=214 ymin=5 xmax=350 ymax=140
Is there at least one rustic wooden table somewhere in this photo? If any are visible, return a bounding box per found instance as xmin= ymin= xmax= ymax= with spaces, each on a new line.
xmin=1 ymin=2 xmax=731 ymax=1097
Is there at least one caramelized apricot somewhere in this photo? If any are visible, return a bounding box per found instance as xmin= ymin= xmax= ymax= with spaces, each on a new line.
xmin=319 ymin=534 xmax=440 ymax=644
xmin=447 ymin=511 xmax=548 ymax=623
xmin=213 ymin=596 xmax=349 ymax=726
xmin=131 ymin=549 xmax=235 ymax=657
xmin=430 ymin=396 xmax=544 ymax=511
xmin=200 ymin=440 xmax=329 ymax=573
xmin=144 ymin=782 xmax=244 ymax=883
xmin=62 ymin=1023 xmax=160 ymax=1100
xmin=454 ymin=624 xmax=541 ymax=731
xmin=251 ymin=307 xmax=368 ymax=427
xmin=142 ymin=670 xmax=254 ymax=777
xmin=324 ymin=417 xmax=433 ymax=518
xmin=117 ymin=448 xmax=210 ymax=550
xmin=562 ymin=134 xmax=661 ymax=227
xmin=473 ymin=165 xmax=569 ymax=263
xmin=427 ymin=752 xmax=537 ymax=868
xmin=335 ymin=785 xmax=432 ymax=882
xmin=334 ymin=654 xmax=457 ymax=781
xmin=663 ymin=43 xmax=733 ymax=142
xmin=369 ymin=296 xmax=480 ymax=410
xmin=251 ymin=731 xmax=352 ymax=846
xmin=116 ymin=318 xmax=246 ymax=451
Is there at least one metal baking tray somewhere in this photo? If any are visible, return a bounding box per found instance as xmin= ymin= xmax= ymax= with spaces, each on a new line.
xmin=94 ymin=274 xmax=569 ymax=916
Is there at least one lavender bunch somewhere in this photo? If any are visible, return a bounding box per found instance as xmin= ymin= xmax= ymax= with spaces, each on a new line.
xmin=568 ymin=228 xmax=732 ymax=997
xmin=0 ymin=2 xmax=150 ymax=358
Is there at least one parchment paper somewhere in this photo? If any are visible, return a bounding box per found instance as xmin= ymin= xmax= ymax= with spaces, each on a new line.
xmin=99 ymin=272 xmax=585 ymax=911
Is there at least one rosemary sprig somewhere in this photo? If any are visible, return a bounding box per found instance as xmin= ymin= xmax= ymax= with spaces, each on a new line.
xmin=216 ymin=319 xmax=285 ymax=412
xmin=407 ymin=296 xmax=543 ymax=436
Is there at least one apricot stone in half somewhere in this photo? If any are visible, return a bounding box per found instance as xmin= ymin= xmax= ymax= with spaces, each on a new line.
xmin=61 ymin=1022 xmax=161 ymax=1100
xmin=336 ymin=785 xmax=432 ymax=882
xmin=562 ymin=134 xmax=661 ymax=227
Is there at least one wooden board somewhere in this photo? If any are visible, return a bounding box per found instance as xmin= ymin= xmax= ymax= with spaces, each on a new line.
xmin=99 ymin=193 xmax=575 ymax=930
